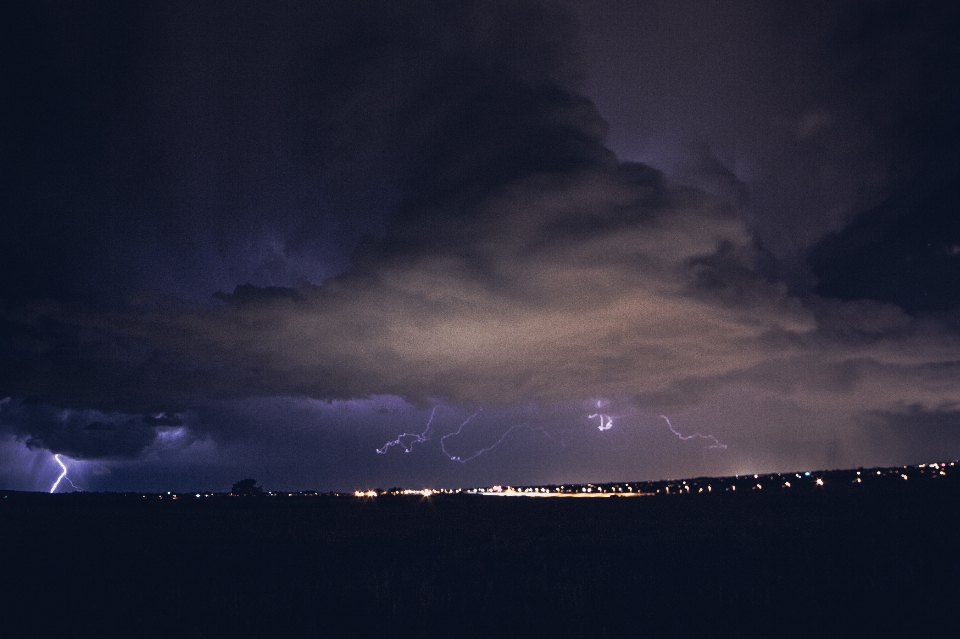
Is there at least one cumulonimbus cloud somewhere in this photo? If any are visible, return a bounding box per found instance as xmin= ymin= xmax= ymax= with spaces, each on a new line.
xmin=1 ymin=0 xmax=958 ymax=466
xmin=6 ymin=161 xmax=959 ymax=428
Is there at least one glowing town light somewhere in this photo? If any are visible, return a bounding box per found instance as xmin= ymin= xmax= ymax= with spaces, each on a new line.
xmin=49 ymin=454 xmax=82 ymax=493
xmin=659 ymin=415 xmax=727 ymax=449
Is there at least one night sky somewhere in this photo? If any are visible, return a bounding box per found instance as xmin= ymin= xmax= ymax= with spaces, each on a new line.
xmin=2 ymin=0 xmax=959 ymax=493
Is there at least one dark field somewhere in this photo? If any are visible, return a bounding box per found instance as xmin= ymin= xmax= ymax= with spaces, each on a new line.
xmin=2 ymin=477 xmax=958 ymax=637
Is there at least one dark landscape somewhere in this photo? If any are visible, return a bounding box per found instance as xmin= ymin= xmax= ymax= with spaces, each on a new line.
xmin=3 ymin=463 xmax=957 ymax=637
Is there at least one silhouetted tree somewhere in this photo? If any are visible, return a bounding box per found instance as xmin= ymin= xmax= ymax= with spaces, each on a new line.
xmin=231 ymin=478 xmax=264 ymax=496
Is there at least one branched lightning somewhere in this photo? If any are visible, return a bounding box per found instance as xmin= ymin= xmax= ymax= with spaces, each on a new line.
xmin=445 ymin=431 xmax=518 ymax=462
xmin=587 ymin=400 xmax=726 ymax=450
xmin=376 ymin=406 xmax=438 ymax=454
xmin=442 ymin=422 xmax=559 ymax=463
xmin=439 ymin=409 xmax=484 ymax=462
xmin=378 ymin=407 xmax=561 ymax=463
xmin=660 ymin=415 xmax=727 ymax=449
xmin=49 ymin=454 xmax=83 ymax=493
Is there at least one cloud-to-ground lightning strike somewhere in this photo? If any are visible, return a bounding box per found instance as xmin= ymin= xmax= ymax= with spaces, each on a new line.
xmin=49 ymin=454 xmax=83 ymax=493
xmin=589 ymin=400 xmax=614 ymax=430
xmin=589 ymin=413 xmax=613 ymax=431
xmin=376 ymin=406 xmax=438 ymax=454
xmin=660 ymin=415 xmax=727 ymax=450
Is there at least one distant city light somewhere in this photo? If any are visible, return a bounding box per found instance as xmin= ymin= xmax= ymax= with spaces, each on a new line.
xmin=38 ymin=458 xmax=949 ymax=502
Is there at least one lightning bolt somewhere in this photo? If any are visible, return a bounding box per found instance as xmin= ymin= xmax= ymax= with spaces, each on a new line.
xmin=442 ymin=423 xmax=559 ymax=463
xmin=589 ymin=413 xmax=614 ymax=431
xmin=49 ymin=454 xmax=83 ymax=493
xmin=376 ymin=406 xmax=438 ymax=454
xmin=438 ymin=409 xmax=484 ymax=462
xmin=440 ymin=409 xmax=529 ymax=463
xmin=660 ymin=415 xmax=727 ymax=450
xmin=378 ymin=407 xmax=561 ymax=463
xmin=588 ymin=400 xmax=614 ymax=430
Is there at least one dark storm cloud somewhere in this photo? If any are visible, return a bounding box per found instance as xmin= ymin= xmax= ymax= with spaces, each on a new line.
xmin=1 ymin=0 xmax=958 ymax=476
xmin=563 ymin=0 xmax=892 ymax=270
xmin=566 ymin=0 xmax=960 ymax=309
xmin=807 ymin=0 xmax=960 ymax=312
xmin=0 ymin=0 xmax=607 ymax=457
xmin=0 ymin=399 xmax=161 ymax=459
xmin=6 ymin=157 xmax=958 ymax=431
xmin=1 ymin=163 xmax=768 ymax=411
xmin=0 ymin=0 xmax=615 ymax=304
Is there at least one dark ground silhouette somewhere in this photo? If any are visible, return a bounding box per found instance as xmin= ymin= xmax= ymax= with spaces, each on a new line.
xmin=1 ymin=473 xmax=957 ymax=637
